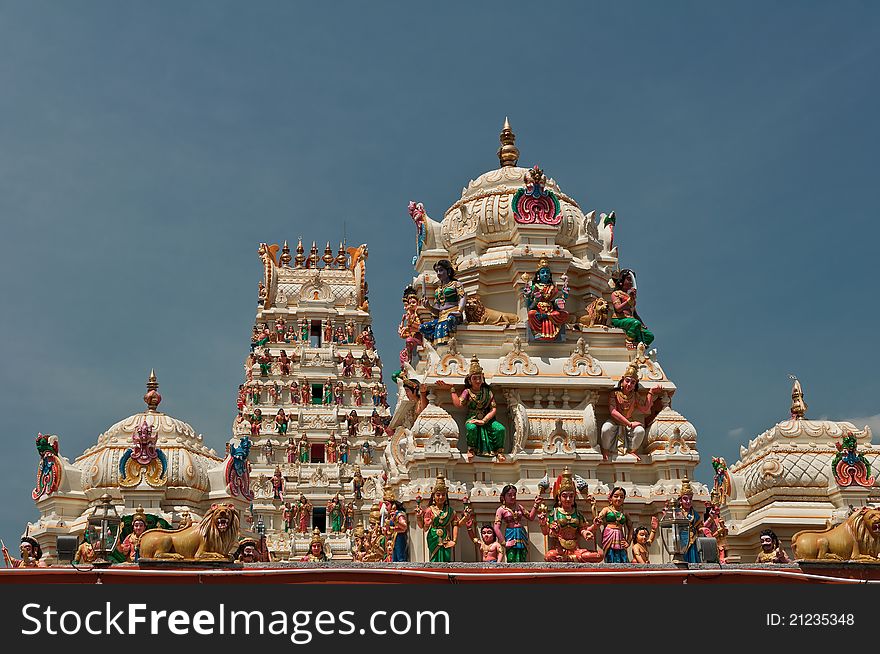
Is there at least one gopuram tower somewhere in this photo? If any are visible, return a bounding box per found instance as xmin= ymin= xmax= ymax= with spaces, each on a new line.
xmin=386 ymin=120 xmax=707 ymax=563
xmin=237 ymin=239 xmax=390 ymax=560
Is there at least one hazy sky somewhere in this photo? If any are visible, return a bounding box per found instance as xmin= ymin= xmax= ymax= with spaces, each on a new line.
xmin=1 ymin=2 xmax=878 ymax=548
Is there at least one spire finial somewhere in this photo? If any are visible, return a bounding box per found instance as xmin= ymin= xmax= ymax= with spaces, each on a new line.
xmin=144 ymin=370 xmax=162 ymax=412
xmin=280 ymin=240 xmax=292 ymax=267
xmin=789 ymin=374 xmax=808 ymax=419
xmin=295 ymin=237 xmax=305 ymax=268
xmin=498 ymin=117 xmax=519 ymax=167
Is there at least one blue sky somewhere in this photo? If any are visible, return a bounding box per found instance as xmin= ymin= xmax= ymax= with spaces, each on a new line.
xmin=1 ymin=2 xmax=878 ymax=548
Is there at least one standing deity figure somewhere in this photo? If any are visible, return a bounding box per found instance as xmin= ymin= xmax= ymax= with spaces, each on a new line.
xmin=361 ymin=438 xmax=373 ymax=465
xmin=250 ymin=382 xmax=262 ymax=406
xmin=118 ymin=507 xmax=149 ymax=563
xmin=371 ymin=383 xmax=381 ymax=407
xmin=250 ymin=325 xmax=260 ymax=351
xmin=262 ymin=438 xmax=274 ymax=464
xmin=254 ymin=323 xmax=270 ymax=349
xmin=267 ymin=381 xmax=280 ymax=405
xmin=494 ymin=484 xmax=539 ymax=563
xmin=597 ymin=487 xmax=631 ymax=563
xmin=522 ymin=258 xmax=569 ymax=342
xmin=271 ymin=466 xmax=285 ymax=500
xmin=541 ymin=468 xmax=603 ymax=562
xmin=610 ymin=268 xmax=654 ymax=347
xmin=300 ymin=319 xmax=309 ymax=343
xmin=345 ymin=320 xmax=356 ymax=344
xmin=416 ymin=475 xmax=459 ymax=563
xmin=352 ymin=465 xmax=364 ymax=500
xmin=398 ymin=286 xmax=424 ymax=366
xmin=711 ymin=456 xmax=732 ymax=505
xmin=237 ymin=384 xmax=247 ymax=413
xmin=408 ymin=200 xmax=428 ymax=264
xmin=289 ymin=380 xmax=300 ymax=405
xmin=323 ymin=319 xmax=333 ymax=344
xmin=437 ymin=355 xmax=506 ymax=462
xmin=380 ymin=485 xmax=409 ymax=562
xmin=342 ymin=351 xmax=355 ymax=378
xmin=600 ymin=361 xmax=661 ymax=460
xmin=334 ymin=381 xmax=345 ymax=406
xmin=756 ymin=528 xmax=790 ymax=564
xmin=258 ymin=348 xmax=273 ymax=377
xmin=3 ymin=536 xmax=48 ymax=568
xmin=360 ymin=353 xmax=373 ymax=379
xmin=274 ymin=316 xmax=286 ymax=341
xmin=352 ymin=384 xmax=363 ymax=407
xmin=662 ymin=476 xmax=703 ymax=563
xmin=631 ymin=518 xmax=659 ymax=563
xmin=327 ymin=493 xmax=345 ymax=533
xmin=379 ymin=386 xmax=388 ymax=408
xmin=296 ymin=494 xmax=312 ymax=534
xmin=322 ymin=380 xmax=333 ymax=405
xmin=279 ymin=350 xmax=291 ymax=376
xmin=339 ymin=434 xmax=350 ymax=465
xmin=286 ymin=437 xmax=297 ymax=464
xmin=344 ymin=501 xmax=356 ymax=533
xmin=249 ymin=408 xmax=263 ymax=437
xmin=298 ymin=434 xmax=310 ymax=463
xmin=300 ymin=380 xmax=311 ymax=405
xmin=302 ymin=528 xmax=328 ymax=562
xmin=326 ymin=434 xmax=338 ymax=463
xmin=359 ymin=326 xmax=376 ymax=351
xmin=282 ymin=501 xmax=295 ymax=532
xmin=419 ymin=259 xmax=466 ymax=346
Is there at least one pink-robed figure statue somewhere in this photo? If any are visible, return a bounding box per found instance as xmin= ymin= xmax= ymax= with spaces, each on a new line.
xmin=541 ymin=468 xmax=603 ymax=563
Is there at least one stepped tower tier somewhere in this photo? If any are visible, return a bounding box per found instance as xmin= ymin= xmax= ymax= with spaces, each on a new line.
xmin=243 ymin=238 xmax=390 ymax=561
xmin=388 ymin=120 xmax=705 ymax=563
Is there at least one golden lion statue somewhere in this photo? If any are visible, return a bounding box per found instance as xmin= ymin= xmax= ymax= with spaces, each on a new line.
xmin=578 ymin=297 xmax=609 ymax=328
xmin=791 ymin=506 xmax=880 ymax=561
xmin=464 ymin=297 xmax=518 ymax=326
xmin=138 ymin=504 xmax=240 ymax=561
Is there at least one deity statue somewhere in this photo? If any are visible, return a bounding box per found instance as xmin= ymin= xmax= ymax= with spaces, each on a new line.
xmin=258 ymin=348 xmax=273 ymax=377
xmin=339 ymin=434 xmax=350 ymax=465
xmin=353 ymin=384 xmax=363 ymax=406
xmin=298 ymin=434 xmax=310 ymax=463
xmin=378 ymin=386 xmax=388 ymax=408
xmin=302 ymin=528 xmax=329 ymax=562
xmin=2 ymin=536 xmax=47 ymax=568
xmin=419 ymin=259 xmax=466 ymax=346
xmin=360 ymin=353 xmax=374 ymax=379
xmin=254 ymin=323 xmax=270 ymax=349
xmin=663 ymin=476 xmax=703 ymax=563
xmin=610 ymin=268 xmax=654 ymax=347
xmin=492 ymin=485 xmax=539 ymax=563
xmin=300 ymin=380 xmax=311 ymax=405
xmin=701 ymin=494 xmax=729 ymax=563
xmin=269 ymin=381 xmax=281 ymax=405
xmin=271 ymin=466 xmax=285 ymax=501
xmin=323 ymin=319 xmax=333 ymax=344
xmin=289 ymin=380 xmax=300 ymax=405
xmin=237 ymin=384 xmax=247 ymax=413
xmin=522 ymin=258 xmax=569 ymax=342
xmin=74 ymin=535 xmax=97 ymax=565
xmin=250 ymin=383 xmax=261 ymax=406
xmin=475 ymin=524 xmax=505 ymax=562
xmin=262 ymin=438 xmax=274 ymax=464
xmin=118 ymin=506 xmax=149 ymax=563
xmin=296 ymin=494 xmax=312 ymax=534
xmin=282 ymin=502 xmax=295 ymax=532
xmin=326 ymin=434 xmax=338 ymax=464
xmin=327 ymin=493 xmax=345 ymax=533
xmin=344 ymin=501 xmax=355 ymax=533
xmin=437 ymin=355 xmax=506 ymax=462
xmin=380 ymin=486 xmax=409 ymax=562
xmin=274 ymin=408 xmax=288 ymax=436
xmin=286 ymin=325 xmax=297 ymax=343
xmin=300 ymin=319 xmax=309 ymax=342
xmin=32 ymin=433 xmax=62 ymax=499
xmin=342 ymin=351 xmax=355 ymax=378
xmin=600 ymin=361 xmax=661 ymax=460
xmin=274 ymin=316 xmax=286 ymax=341
xmin=407 ymin=200 xmax=427 ymax=264
xmin=361 ymin=438 xmax=373 ymax=464
xmin=346 ymin=410 xmax=359 ymax=440
xmin=711 ymin=456 xmax=732 ymax=505
xmin=323 ymin=380 xmax=333 ymax=405
xmin=279 ymin=350 xmax=291 ymax=376
xmin=396 ymin=371 xmax=428 ymax=417
xmin=541 ymin=468 xmax=603 ymax=562
xmin=398 ymin=286 xmax=424 ymax=366
xmin=416 ymin=475 xmax=459 ymax=562
xmin=631 ymin=518 xmax=659 ymax=563
xmin=597 ymin=487 xmax=631 ymax=563
xmin=371 ymin=383 xmax=381 ymax=407
xmin=346 ymin=320 xmax=356 ymax=344
xmin=352 ymin=465 xmax=364 ymax=500
xmin=286 ymin=437 xmax=297 ymax=464
xmin=226 ymin=434 xmax=253 ymax=500
xmin=234 ymin=537 xmax=260 ymax=564
xmin=832 ymin=432 xmax=876 ymax=487
xmin=249 ymin=408 xmax=262 ymax=436
xmin=334 ymin=381 xmax=345 ymax=406
xmin=756 ymin=529 xmax=790 ymax=563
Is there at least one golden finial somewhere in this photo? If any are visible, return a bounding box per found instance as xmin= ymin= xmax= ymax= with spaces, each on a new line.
xmin=335 ymin=241 xmax=347 ymax=268
xmin=280 ymin=240 xmax=292 ymax=267
xmin=789 ymin=374 xmax=807 ymax=419
xmin=308 ymin=241 xmax=319 ymax=268
xmin=294 ymin=237 xmax=305 ymax=268
xmin=322 ymin=241 xmax=334 ymax=267
xmin=144 ymin=369 xmax=162 ymax=412
xmin=498 ymin=117 xmax=519 ymax=168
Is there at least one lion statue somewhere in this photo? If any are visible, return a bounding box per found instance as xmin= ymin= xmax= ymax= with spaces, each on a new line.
xmin=791 ymin=506 xmax=880 ymax=561
xmin=578 ymin=296 xmax=610 ymax=329
xmin=464 ymin=297 xmax=518 ymax=326
xmin=138 ymin=504 xmax=240 ymax=561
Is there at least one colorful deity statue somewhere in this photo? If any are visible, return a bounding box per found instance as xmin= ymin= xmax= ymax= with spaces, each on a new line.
xmin=258 ymin=348 xmax=273 ymax=377
xmin=334 ymin=326 xmax=346 ymax=344
xmin=597 ymin=487 xmax=631 ymax=563
xmin=407 ymin=200 xmax=427 ymax=264
xmin=249 ymin=408 xmax=262 ymax=436
xmin=2 ymin=536 xmax=48 ymax=568
xmin=296 ymin=494 xmax=312 ymax=534
xmin=398 ymin=286 xmax=424 ymax=366
xmin=352 ymin=384 xmax=363 ymax=406
xmin=832 ymin=432 xmax=876 ymax=487
xmin=262 ymin=438 xmax=274 ymax=464
xmin=298 ymin=434 xmax=310 ymax=463
xmin=74 ymin=534 xmax=97 ymax=565
xmin=342 ymin=351 xmax=355 ymax=378
xmin=346 ymin=410 xmax=359 ymax=440
xmin=274 ymin=316 xmax=286 ymax=341
xmin=610 ymin=268 xmax=653 ymax=347
xmin=437 ymin=355 xmax=506 ymax=462
xmin=361 ymin=438 xmax=373 ymax=464
xmin=234 ymin=537 xmax=260 ymax=564
xmin=226 ymin=434 xmax=254 ymax=500
xmin=279 ymin=350 xmax=291 ymax=376
xmin=541 ymin=468 xmax=603 ymax=562
xmin=286 ymin=437 xmax=297 ymax=464
xmin=380 ymin=485 xmax=409 ymax=562
xmin=334 ymin=381 xmax=345 ymax=405
xmin=360 ymin=353 xmax=374 ymax=379
xmin=302 ymin=528 xmax=328 ymax=562
xmin=631 ymin=518 xmax=659 ymax=563
xmin=371 ymin=383 xmax=381 ymax=407
xmin=419 ymin=260 xmax=466 ymax=346
xmin=117 ymin=506 xmax=149 ymax=563
xmin=32 ymin=433 xmax=62 ymax=499
xmin=600 ymin=361 xmax=661 ymax=460
xmin=326 ymin=434 xmax=338 ymax=464
xmin=522 ymin=258 xmax=569 ymax=342
xmin=352 ymin=465 xmax=364 ymax=500
xmin=300 ymin=380 xmax=311 ymax=405
xmin=327 ymin=493 xmax=345 ymax=533
xmin=339 ymin=434 xmax=350 ymax=465
xmin=251 ymin=382 xmax=262 ymax=405
xmin=286 ymin=324 xmax=297 ymax=343
xmin=323 ymin=380 xmax=333 ymax=405
xmin=493 ymin=484 xmax=538 ymax=563
xmin=271 ymin=466 xmax=285 ymax=500
xmin=379 ymin=385 xmax=388 ymax=408
xmin=663 ymin=475 xmax=703 ymax=563
xmin=289 ymin=380 xmax=300 ymax=405
xmin=119 ymin=420 xmax=168 ymax=488
xmin=300 ymin=319 xmax=309 ymax=342
xmin=711 ymin=456 xmax=732 ymax=505
xmin=701 ymin=493 xmax=729 ymax=563
xmin=756 ymin=529 xmax=790 ymax=563
xmin=396 ymin=370 xmax=429 ymax=417
xmin=274 ymin=408 xmax=288 ymax=435
xmin=475 ymin=524 xmax=505 ymax=563
xmin=282 ymin=501 xmax=295 ymax=532
xmin=345 ymin=320 xmax=356 ymax=344
xmin=323 ymin=319 xmax=333 ymax=344
xmin=416 ymin=475 xmax=459 ymax=562
xmin=254 ymin=323 xmax=270 ymax=350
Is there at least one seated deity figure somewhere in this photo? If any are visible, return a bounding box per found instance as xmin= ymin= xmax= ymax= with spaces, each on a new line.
xmin=610 ymin=268 xmax=654 ymax=347
xmin=419 ymin=260 xmax=466 ymax=346
xmin=600 ymin=362 xmax=661 ymax=460
xmin=436 ymin=355 xmax=506 ymax=462
xmin=398 ymin=286 xmax=424 ymax=366
xmin=541 ymin=468 xmax=604 ymax=563
xmin=522 ymin=258 xmax=569 ymax=342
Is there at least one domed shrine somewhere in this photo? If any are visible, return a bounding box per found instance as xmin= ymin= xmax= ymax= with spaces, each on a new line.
xmin=387 ymin=119 xmax=707 ymax=563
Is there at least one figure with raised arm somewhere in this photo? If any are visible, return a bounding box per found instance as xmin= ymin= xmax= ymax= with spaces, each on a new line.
xmin=3 ymin=536 xmax=48 ymax=568
xmin=494 ymin=484 xmax=537 ymax=563
xmin=631 ymin=517 xmax=659 ymax=563
xmin=599 ymin=361 xmax=661 ymax=461
xmin=475 ymin=524 xmax=505 ymax=563
xmin=522 ymin=258 xmax=569 ymax=342
xmin=756 ymin=529 xmax=790 ymax=563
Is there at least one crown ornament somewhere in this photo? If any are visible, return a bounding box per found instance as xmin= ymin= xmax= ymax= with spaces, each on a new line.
xmin=467 ymin=355 xmax=484 ymax=376
xmin=680 ymin=474 xmax=693 ymax=497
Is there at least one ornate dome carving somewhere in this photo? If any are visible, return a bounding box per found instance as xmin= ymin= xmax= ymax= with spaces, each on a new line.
xmin=646 ymin=399 xmax=697 ymax=453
